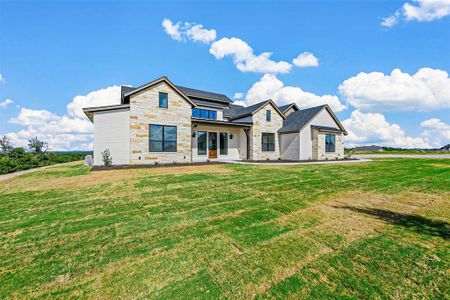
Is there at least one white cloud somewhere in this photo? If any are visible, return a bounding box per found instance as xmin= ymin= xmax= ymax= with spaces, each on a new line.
xmin=4 ymin=86 xmax=121 ymax=151
xmin=342 ymin=110 xmax=431 ymax=148
xmin=185 ymin=24 xmax=216 ymax=44
xmin=0 ymin=99 xmax=13 ymax=109
xmin=233 ymin=92 xmax=244 ymax=99
xmin=67 ymin=86 xmax=121 ymax=119
xmin=243 ymin=74 xmax=346 ymax=111
xmin=420 ymin=118 xmax=450 ymax=147
xmin=382 ymin=0 xmax=450 ymax=27
xmin=162 ymin=18 xmax=216 ymax=44
xmin=0 ymin=74 xmax=4 ymax=83
xmin=162 ymin=18 xmax=182 ymax=41
xmin=292 ymin=52 xmax=319 ymax=68
xmin=209 ymin=37 xmax=292 ymax=74
xmin=339 ymin=68 xmax=450 ymax=112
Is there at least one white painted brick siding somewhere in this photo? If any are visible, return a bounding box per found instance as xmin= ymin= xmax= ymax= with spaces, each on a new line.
xmin=93 ymin=109 xmax=130 ymax=166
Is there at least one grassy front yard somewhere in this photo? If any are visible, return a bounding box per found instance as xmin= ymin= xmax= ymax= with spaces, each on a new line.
xmin=1 ymin=159 xmax=449 ymax=299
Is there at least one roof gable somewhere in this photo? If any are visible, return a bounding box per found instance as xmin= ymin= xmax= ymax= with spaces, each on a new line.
xmin=228 ymin=99 xmax=286 ymax=121
xmin=122 ymin=76 xmax=196 ymax=107
xmin=279 ymin=103 xmax=299 ymax=114
xmin=279 ymin=104 xmax=347 ymax=134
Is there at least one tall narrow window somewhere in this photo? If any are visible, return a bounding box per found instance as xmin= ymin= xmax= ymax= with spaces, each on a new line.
xmin=149 ymin=124 xmax=176 ymax=152
xmin=159 ymin=92 xmax=168 ymax=108
xmin=220 ymin=132 xmax=228 ymax=155
xmin=198 ymin=131 xmax=207 ymax=155
xmin=266 ymin=110 xmax=271 ymax=122
xmin=262 ymin=133 xmax=275 ymax=151
xmin=325 ymin=134 xmax=336 ymax=153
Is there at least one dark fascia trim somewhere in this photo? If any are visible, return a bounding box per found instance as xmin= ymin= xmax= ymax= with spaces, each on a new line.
xmin=282 ymin=103 xmax=299 ymax=114
xmin=123 ymin=76 xmax=196 ymax=107
xmin=193 ymin=102 xmax=230 ymax=109
xmin=279 ymin=129 xmax=300 ymax=134
xmin=310 ymin=125 xmax=344 ymax=133
xmin=229 ymin=99 xmax=287 ymax=121
xmin=192 ymin=118 xmax=252 ymax=127
xmin=83 ymin=104 xmax=130 ymax=122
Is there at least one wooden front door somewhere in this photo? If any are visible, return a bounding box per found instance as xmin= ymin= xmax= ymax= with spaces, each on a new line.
xmin=208 ymin=132 xmax=217 ymax=159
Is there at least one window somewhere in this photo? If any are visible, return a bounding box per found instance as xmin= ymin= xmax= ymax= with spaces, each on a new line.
xmin=149 ymin=125 xmax=177 ymax=152
xmin=198 ymin=131 xmax=207 ymax=155
xmin=220 ymin=132 xmax=228 ymax=155
xmin=262 ymin=133 xmax=275 ymax=151
xmin=325 ymin=134 xmax=335 ymax=153
xmin=159 ymin=92 xmax=168 ymax=108
xmin=266 ymin=110 xmax=271 ymax=122
xmin=192 ymin=108 xmax=217 ymax=120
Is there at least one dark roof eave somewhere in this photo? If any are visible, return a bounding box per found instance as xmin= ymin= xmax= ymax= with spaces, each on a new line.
xmin=192 ymin=118 xmax=252 ymax=127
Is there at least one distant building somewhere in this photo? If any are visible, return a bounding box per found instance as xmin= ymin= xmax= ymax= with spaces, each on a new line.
xmin=352 ymin=145 xmax=384 ymax=152
xmin=440 ymin=144 xmax=450 ymax=152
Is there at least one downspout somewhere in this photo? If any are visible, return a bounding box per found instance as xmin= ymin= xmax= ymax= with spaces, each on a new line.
xmin=243 ymin=128 xmax=250 ymax=160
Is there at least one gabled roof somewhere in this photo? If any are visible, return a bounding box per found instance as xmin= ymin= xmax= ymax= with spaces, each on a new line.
xmin=279 ymin=103 xmax=299 ymax=114
xmin=228 ymin=99 xmax=286 ymax=121
xmin=175 ymin=85 xmax=232 ymax=103
xmin=122 ymin=76 xmax=196 ymax=107
xmin=279 ymin=104 xmax=347 ymax=135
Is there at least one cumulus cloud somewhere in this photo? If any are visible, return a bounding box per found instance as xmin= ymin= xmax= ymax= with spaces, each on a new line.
xmin=339 ymin=68 xmax=450 ymax=112
xmin=292 ymin=52 xmax=319 ymax=68
xmin=233 ymin=92 xmax=243 ymax=99
xmin=209 ymin=37 xmax=291 ymax=74
xmin=162 ymin=18 xmax=216 ymax=44
xmin=0 ymin=74 xmax=4 ymax=83
xmin=4 ymin=86 xmax=121 ymax=151
xmin=420 ymin=118 xmax=450 ymax=147
xmin=382 ymin=0 xmax=450 ymax=27
xmin=242 ymin=74 xmax=346 ymax=112
xmin=0 ymin=99 xmax=13 ymax=109
xmin=342 ymin=110 xmax=432 ymax=148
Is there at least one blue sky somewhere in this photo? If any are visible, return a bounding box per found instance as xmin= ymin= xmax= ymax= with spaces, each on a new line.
xmin=1 ymin=0 xmax=449 ymax=150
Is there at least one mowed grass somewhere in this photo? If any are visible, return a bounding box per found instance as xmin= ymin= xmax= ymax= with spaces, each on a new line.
xmin=0 ymin=159 xmax=449 ymax=299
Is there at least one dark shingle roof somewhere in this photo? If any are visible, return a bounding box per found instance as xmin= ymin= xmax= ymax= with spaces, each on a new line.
xmin=223 ymin=104 xmax=245 ymax=118
xmin=226 ymin=100 xmax=271 ymax=120
xmin=192 ymin=98 xmax=230 ymax=108
xmin=279 ymin=105 xmax=326 ymax=133
xmin=121 ymin=86 xmax=135 ymax=103
xmin=176 ymin=85 xmax=232 ymax=103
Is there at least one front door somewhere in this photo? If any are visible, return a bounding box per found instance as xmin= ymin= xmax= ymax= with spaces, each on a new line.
xmin=208 ymin=132 xmax=217 ymax=159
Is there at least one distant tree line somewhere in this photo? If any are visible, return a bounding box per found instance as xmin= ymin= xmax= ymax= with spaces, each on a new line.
xmin=0 ymin=135 xmax=91 ymax=175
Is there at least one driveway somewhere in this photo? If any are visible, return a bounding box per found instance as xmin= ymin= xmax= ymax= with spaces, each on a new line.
xmin=354 ymin=154 xmax=450 ymax=159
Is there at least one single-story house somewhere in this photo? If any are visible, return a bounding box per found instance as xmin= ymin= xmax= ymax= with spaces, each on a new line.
xmin=83 ymin=76 xmax=347 ymax=166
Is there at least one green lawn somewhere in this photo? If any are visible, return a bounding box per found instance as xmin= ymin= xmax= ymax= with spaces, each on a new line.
xmin=0 ymin=159 xmax=449 ymax=299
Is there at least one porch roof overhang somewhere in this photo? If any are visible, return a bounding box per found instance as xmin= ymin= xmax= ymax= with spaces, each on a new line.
xmin=192 ymin=118 xmax=252 ymax=128
xmin=311 ymin=125 xmax=347 ymax=134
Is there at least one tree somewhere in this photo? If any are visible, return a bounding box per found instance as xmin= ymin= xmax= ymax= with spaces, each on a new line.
xmin=101 ymin=148 xmax=112 ymax=167
xmin=28 ymin=137 xmax=47 ymax=153
xmin=0 ymin=135 xmax=13 ymax=153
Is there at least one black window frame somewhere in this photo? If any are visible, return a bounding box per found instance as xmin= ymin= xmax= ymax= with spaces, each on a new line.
xmin=325 ymin=134 xmax=336 ymax=153
xmin=159 ymin=92 xmax=168 ymax=109
xmin=192 ymin=108 xmax=217 ymax=120
xmin=149 ymin=124 xmax=177 ymax=152
xmin=266 ymin=110 xmax=271 ymax=122
xmin=220 ymin=132 xmax=228 ymax=155
xmin=262 ymin=133 xmax=275 ymax=152
xmin=197 ymin=131 xmax=207 ymax=155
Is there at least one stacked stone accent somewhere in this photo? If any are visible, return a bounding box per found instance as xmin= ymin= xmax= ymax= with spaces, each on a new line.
xmin=249 ymin=103 xmax=284 ymax=160
xmin=129 ymin=82 xmax=192 ymax=164
xmin=312 ymin=129 xmax=345 ymax=160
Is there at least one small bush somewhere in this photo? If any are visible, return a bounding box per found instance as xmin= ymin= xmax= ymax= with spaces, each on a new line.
xmin=101 ymin=149 xmax=112 ymax=167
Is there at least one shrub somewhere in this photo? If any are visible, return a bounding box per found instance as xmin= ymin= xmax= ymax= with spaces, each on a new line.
xmin=101 ymin=149 xmax=112 ymax=167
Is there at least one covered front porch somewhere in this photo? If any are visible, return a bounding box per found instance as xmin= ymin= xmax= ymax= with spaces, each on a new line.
xmin=191 ymin=119 xmax=251 ymax=162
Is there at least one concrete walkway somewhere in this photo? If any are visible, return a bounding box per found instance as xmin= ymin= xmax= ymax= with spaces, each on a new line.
xmin=225 ymin=158 xmax=371 ymax=166
xmin=354 ymin=154 xmax=450 ymax=159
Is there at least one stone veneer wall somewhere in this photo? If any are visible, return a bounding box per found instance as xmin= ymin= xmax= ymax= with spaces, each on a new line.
xmin=129 ymin=82 xmax=192 ymax=164
xmin=250 ymin=103 xmax=284 ymax=160
xmin=312 ymin=129 xmax=345 ymax=160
